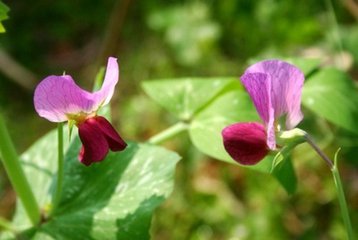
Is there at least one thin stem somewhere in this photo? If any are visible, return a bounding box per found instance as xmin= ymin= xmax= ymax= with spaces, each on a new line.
xmin=148 ymin=122 xmax=189 ymax=145
xmin=0 ymin=114 xmax=40 ymax=225
xmin=50 ymin=122 xmax=64 ymax=216
xmin=305 ymin=134 xmax=353 ymax=239
xmin=332 ymin=151 xmax=354 ymax=240
xmin=304 ymin=134 xmax=334 ymax=169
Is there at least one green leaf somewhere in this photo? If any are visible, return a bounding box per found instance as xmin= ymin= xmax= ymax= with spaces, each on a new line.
xmin=189 ymin=86 xmax=273 ymax=173
xmin=10 ymin=131 xmax=62 ymax=229
xmin=142 ymin=78 xmax=238 ymax=120
xmin=8 ymin=131 xmax=180 ymax=239
xmin=287 ymin=57 xmax=321 ymax=76
xmin=271 ymin=146 xmax=298 ymax=195
xmin=302 ymin=68 xmax=358 ymax=134
xmin=271 ymin=156 xmax=297 ymax=195
xmin=188 ymin=83 xmax=298 ymax=192
xmin=0 ymin=2 xmax=9 ymax=33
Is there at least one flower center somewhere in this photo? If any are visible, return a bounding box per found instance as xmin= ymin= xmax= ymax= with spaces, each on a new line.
xmin=66 ymin=112 xmax=96 ymax=125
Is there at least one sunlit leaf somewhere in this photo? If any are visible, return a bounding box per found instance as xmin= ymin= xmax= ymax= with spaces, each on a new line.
xmin=287 ymin=57 xmax=321 ymax=76
xmin=189 ymin=85 xmax=273 ymax=173
xmin=302 ymin=68 xmax=358 ymax=134
xmin=142 ymin=77 xmax=237 ymax=120
xmin=6 ymin=131 xmax=180 ymax=239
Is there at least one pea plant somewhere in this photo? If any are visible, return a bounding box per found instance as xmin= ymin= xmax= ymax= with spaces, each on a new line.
xmin=0 ymin=2 xmax=357 ymax=240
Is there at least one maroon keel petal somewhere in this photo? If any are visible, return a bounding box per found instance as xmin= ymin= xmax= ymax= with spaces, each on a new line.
xmin=78 ymin=118 xmax=109 ymax=166
xmin=94 ymin=116 xmax=127 ymax=151
xmin=222 ymin=122 xmax=269 ymax=165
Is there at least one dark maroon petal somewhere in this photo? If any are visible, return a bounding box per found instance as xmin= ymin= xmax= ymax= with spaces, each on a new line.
xmin=94 ymin=116 xmax=127 ymax=151
xmin=222 ymin=122 xmax=269 ymax=165
xmin=78 ymin=118 xmax=109 ymax=166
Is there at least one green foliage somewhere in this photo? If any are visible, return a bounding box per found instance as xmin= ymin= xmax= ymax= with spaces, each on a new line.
xmin=302 ymin=68 xmax=358 ymax=134
xmin=0 ymin=1 xmax=9 ymax=33
xmin=142 ymin=77 xmax=297 ymax=193
xmin=188 ymin=86 xmax=272 ymax=172
xmin=147 ymin=2 xmax=221 ymax=66
xmin=4 ymin=131 xmax=180 ymax=239
xmin=142 ymin=78 xmax=237 ymax=120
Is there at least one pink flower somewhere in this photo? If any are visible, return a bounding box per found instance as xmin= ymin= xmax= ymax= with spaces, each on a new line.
xmin=34 ymin=57 xmax=127 ymax=166
xmin=222 ymin=60 xmax=304 ymax=165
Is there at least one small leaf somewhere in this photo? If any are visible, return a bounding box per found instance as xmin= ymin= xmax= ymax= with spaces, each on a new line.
xmin=271 ymin=155 xmax=297 ymax=195
xmin=302 ymin=68 xmax=358 ymax=134
xmin=142 ymin=78 xmax=238 ymax=120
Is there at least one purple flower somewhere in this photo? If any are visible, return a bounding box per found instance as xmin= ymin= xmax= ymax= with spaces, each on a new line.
xmin=222 ymin=60 xmax=304 ymax=165
xmin=34 ymin=57 xmax=127 ymax=166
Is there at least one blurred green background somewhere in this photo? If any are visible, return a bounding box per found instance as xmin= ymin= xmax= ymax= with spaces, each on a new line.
xmin=1 ymin=0 xmax=358 ymax=239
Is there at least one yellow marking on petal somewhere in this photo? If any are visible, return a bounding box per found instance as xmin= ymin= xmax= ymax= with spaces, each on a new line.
xmin=66 ymin=112 xmax=97 ymax=125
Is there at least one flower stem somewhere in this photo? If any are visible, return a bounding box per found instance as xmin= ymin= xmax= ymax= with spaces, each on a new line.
xmin=148 ymin=122 xmax=189 ymax=145
xmin=0 ymin=114 xmax=40 ymax=225
xmin=305 ymin=134 xmax=333 ymax=169
xmin=332 ymin=150 xmax=354 ymax=240
xmin=50 ymin=122 xmax=64 ymax=215
xmin=305 ymin=134 xmax=354 ymax=239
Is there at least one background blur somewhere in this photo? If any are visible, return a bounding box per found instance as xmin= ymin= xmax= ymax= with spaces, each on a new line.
xmin=1 ymin=0 xmax=358 ymax=239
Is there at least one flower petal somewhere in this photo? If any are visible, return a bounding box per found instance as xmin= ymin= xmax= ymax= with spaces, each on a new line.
xmin=94 ymin=116 xmax=127 ymax=151
xmin=222 ymin=122 xmax=269 ymax=165
xmin=34 ymin=75 xmax=95 ymax=122
xmin=78 ymin=118 xmax=109 ymax=166
xmin=92 ymin=57 xmax=119 ymax=109
xmin=34 ymin=57 xmax=119 ymax=123
xmin=240 ymin=72 xmax=273 ymax=125
xmin=240 ymin=72 xmax=276 ymax=149
xmin=244 ymin=59 xmax=304 ymax=129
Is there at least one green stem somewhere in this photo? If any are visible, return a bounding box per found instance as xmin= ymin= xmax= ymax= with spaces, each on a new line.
xmin=305 ymin=134 xmax=333 ymax=169
xmin=0 ymin=114 xmax=40 ymax=225
xmin=305 ymin=135 xmax=354 ymax=239
xmin=148 ymin=122 xmax=189 ymax=145
xmin=332 ymin=151 xmax=354 ymax=240
xmin=50 ymin=122 xmax=64 ymax=215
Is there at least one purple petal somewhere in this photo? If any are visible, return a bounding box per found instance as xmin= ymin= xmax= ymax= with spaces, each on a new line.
xmin=78 ymin=117 xmax=109 ymax=166
xmin=222 ymin=122 xmax=269 ymax=165
xmin=94 ymin=116 xmax=127 ymax=151
xmin=240 ymin=72 xmax=276 ymax=149
xmin=92 ymin=57 xmax=119 ymax=109
xmin=244 ymin=59 xmax=304 ymax=129
xmin=34 ymin=57 xmax=119 ymax=122
xmin=240 ymin=72 xmax=274 ymax=125
xmin=34 ymin=75 xmax=95 ymax=122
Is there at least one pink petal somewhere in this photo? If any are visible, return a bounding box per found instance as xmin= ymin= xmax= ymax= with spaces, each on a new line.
xmin=78 ymin=118 xmax=109 ymax=166
xmin=93 ymin=116 xmax=127 ymax=151
xmin=240 ymin=72 xmax=273 ymax=125
xmin=240 ymin=72 xmax=276 ymax=149
xmin=34 ymin=75 xmax=95 ymax=122
xmin=222 ymin=122 xmax=269 ymax=165
xmin=92 ymin=57 xmax=119 ymax=110
xmin=244 ymin=59 xmax=304 ymax=129
xmin=34 ymin=57 xmax=119 ymax=122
